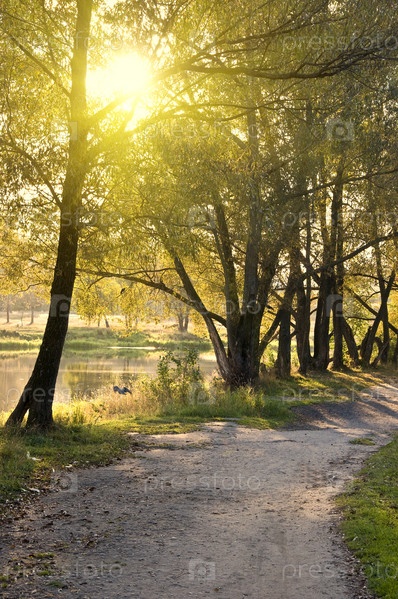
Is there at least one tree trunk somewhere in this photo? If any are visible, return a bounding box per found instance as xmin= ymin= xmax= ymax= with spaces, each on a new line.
xmin=341 ymin=317 xmax=359 ymax=366
xmin=393 ymin=334 xmax=398 ymax=367
xmin=332 ymin=294 xmax=343 ymax=369
xmin=374 ymin=238 xmax=390 ymax=363
xmin=6 ymin=295 xmax=11 ymax=323
xmin=6 ymin=219 xmax=80 ymax=428
xmin=330 ymin=159 xmax=345 ymax=370
xmin=313 ymin=272 xmax=334 ymax=370
xmin=29 ymin=303 xmax=34 ymax=325
xmin=361 ymin=270 xmax=395 ymax=367
xmin=295 ymin=278 xmax=312 ymax=375
xmin=227 ymin=310 xmax=264 ymax=387
xmin=5 ymin=0 xmax=92 ymax=430
xmin=177 ymin=311 xmax=189 ymax=332
xmin=276 ymin=308 xmax=291 ymax=378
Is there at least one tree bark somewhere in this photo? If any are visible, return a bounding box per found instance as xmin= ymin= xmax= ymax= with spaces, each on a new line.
xmin=332 ymin=162 xmax=345 ymax=370
xmin=6 ymin=0 xmax=92 ymax=430
xmin=361 ymin=269 xmax=395 ymax=367
xmin=29 ymin=303 xmax=34 ymax=325
xmin=313 ymin=271 xmax=334 ymax=370
xmin=295 ymin=276 xmax=312 ymax=374
xmin=177 ymin=310 xmax=189 ymax=332
xmin=276 ymin=308 xmax=291 ymax=378
xmin=6 ymin=295 xmax=10 ymax=324
xmin=393 ymin=334 xmax=398 ymax=367
xmin=341 ymin=317 xmax=359 ymax=366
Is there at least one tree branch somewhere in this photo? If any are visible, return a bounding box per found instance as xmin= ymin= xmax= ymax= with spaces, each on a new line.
xmin=1 ymin=29 xmax=71 ymax=97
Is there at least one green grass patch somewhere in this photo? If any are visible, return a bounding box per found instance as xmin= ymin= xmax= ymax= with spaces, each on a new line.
xmin=0 ymin=384 xmax=292 ymax=503
xmin=0 ymin=326 xmax=212 ymax=357
xmin=0 ymin=414 xmax=203 ymax=503
xmin=0 ymin=420 xmax=130 ymax=502
xmin=262 ymin=368 xmax=383 ymax=405
xmin=0 ymin=356 xmax=385 ymax=511
xmin=0 ymin=329 xmax=43 ymax=352
xmin=171 ymin=391 xmax=294 ymax=428
xmin=349 ymin=437 xmax=376 ymax=446
xmin=338 ymin=435 xmax=398 ymax=598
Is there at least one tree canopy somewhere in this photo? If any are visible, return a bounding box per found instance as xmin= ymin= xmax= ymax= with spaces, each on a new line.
xmin=1 ymin=0 xmax=398 ymax=428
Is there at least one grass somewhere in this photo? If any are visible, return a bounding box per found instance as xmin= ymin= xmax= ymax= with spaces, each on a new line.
xmin=0 ymin=414 xmax=204 ymax=503
xmin=349 ymin=437 xmax=376 ymax=446
xmin=0 ymin=420 xmax=130 ymax=502
xmin=266 ymin=368 xmax=384 ymax=405
xmin=0 ymin=363 xmax=383 ymax=505
xmin=0 ymin=342 xmax=395 ymax=599
xmin=0 ymin=380 xmax=294 ymax=503
xmin=0 ymin=329 xmax=44 ymax=353
xmin=338 ymin=435 xmax=398 ymax=598
xmin=0 ymin=326 xmax=212 ymax=356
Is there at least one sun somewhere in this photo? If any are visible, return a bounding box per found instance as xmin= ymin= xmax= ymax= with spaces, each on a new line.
xmin=87 ymin=52 xmax=152 ymax=99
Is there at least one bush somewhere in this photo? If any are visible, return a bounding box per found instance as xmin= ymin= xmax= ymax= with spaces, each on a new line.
xmin=142 ymin=349 xmax=208 ymax=409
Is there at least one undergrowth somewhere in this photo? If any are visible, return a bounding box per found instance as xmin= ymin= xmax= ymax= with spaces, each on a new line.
xmin=338 ymin=435 xmax=398 ymax=598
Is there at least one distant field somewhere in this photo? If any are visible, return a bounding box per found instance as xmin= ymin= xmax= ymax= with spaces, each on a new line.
xmin=0 ymin=311 xmax=175 ymax=332
xmin=0 ymin=315 xmax=213 ymax=356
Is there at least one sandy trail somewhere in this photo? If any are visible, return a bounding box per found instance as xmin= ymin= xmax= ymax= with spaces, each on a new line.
xmin=2 ymin=382 xmax=398 ymax=599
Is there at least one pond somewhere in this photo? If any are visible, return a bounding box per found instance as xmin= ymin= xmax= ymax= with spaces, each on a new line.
xmin=0 ymin=351 xmax=218 ymax=412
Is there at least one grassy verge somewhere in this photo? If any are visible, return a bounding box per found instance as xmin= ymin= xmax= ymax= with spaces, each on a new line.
xmin=0 ymin=327 xmax=212 ymax=355
xmin=0 ymin=364 xmax=382 ymax=505
xmin=0 ymin=414 xmax=202 ymax=504
xmin=337 ymin=436 xmax=398 ymax=598
xmin=0 ymin=382 xmax=293 ymax=503
xmin=265 ymin=368 xmax=384 ymax=405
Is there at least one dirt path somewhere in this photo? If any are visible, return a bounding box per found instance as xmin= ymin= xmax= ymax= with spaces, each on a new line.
xmin=2 ymin=382 xmax=398 ymax=599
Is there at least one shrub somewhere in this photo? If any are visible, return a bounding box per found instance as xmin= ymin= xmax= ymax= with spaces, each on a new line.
xmin=142 ymin=349 xmax=208 ymax=409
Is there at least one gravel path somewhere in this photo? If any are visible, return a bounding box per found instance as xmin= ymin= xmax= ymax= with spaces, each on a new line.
xmin=1 ymin=381 xmax=398 ymax=599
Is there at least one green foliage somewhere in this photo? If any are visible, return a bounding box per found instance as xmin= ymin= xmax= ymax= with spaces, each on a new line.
xmin=176 ymin=386 xmax=293 ymax=427
xmin=349 ymin=437 xmax=376 ymax=446
xmin=144 ymin=349 xmax=206 ymax=408
xmin=0 ymin=436 xmax=35 ymax=497
xmin=0 ymin=422 xmax=130 ymax=502
xmin=338 ymin=436 xmax=398 ymax=598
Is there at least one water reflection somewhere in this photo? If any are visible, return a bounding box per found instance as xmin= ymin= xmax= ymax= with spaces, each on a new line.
xmin=0 ymin=352 xmax=218 ymax=412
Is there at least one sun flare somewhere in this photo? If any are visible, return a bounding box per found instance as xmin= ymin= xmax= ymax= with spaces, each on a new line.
xmin=88 ymin=52 xmax=151 ymax=99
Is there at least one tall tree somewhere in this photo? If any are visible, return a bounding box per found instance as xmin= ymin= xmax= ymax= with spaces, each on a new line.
xmin=4 ymin=0 xmax=93 ymax=428
xmin=1 ymin=0 xmax=397 ymax=427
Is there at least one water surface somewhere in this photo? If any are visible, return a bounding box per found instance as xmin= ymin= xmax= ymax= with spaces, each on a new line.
xmin=0 ymin=352 xmax=218 ymax=412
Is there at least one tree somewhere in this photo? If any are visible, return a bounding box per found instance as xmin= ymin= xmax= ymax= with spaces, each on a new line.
xmin=4 ymin=0 xmax=93 ymax=428
xmin=1 ymin=0 xmax=397 ymax=428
